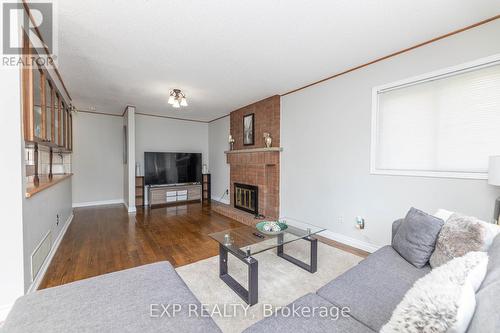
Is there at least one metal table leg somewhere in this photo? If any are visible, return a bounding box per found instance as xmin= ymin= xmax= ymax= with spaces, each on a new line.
xmin=219 ymin=244 xmax=258 ymax=306
xmin=277 ymin=233 xmax=318 ymax=273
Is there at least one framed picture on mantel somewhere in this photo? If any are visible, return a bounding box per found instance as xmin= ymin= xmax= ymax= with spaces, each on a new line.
xmin=243 ymin=113 xmax=254 ymax=146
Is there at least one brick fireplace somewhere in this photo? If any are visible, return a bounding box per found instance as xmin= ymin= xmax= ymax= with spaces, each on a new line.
xmin=233 ymin=183 xmax=259 ymax=215
xmin=212 ymin=95 xmax=281 ymax=225
xmin=227 ymin=149 xmax=279 ymax=218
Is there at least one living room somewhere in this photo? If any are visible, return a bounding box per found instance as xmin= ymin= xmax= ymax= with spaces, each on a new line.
xmin=1 ymin=1 xmax=500 ymax=332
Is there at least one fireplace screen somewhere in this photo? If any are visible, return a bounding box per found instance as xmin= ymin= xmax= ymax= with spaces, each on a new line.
xmin=234 ymin=183 xmax=258 ymax=215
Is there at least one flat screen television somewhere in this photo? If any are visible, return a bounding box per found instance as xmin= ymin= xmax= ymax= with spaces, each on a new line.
xmin=144 ymin=152 xmax=202 ymax=186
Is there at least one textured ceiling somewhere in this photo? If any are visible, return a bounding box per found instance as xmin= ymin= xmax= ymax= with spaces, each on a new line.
xmin=54 ymin=0 xmax=500 ymax=121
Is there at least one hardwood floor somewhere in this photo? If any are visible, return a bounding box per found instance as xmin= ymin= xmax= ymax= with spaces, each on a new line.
xmin=39 ymin=203 xmax=242 ymax=289
xmin=39 ymin=202 xmax=368 ymax=290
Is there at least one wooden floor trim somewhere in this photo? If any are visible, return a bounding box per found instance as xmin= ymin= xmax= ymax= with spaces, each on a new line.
xmin=281 ymin=15 xmax=500 ymax=97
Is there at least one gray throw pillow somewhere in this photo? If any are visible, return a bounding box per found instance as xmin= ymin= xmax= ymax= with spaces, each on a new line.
xmin=429 ymin=213 xmax=486 ymax=268
xmin=392 ymin=207 xmax=444 ymax=268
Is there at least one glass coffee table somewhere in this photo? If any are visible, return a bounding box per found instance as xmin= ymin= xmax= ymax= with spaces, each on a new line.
xmin=209 ymin=219 xmax=325 ymax=306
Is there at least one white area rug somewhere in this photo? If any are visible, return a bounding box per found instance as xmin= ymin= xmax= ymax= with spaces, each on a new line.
xmin=176 ymin=240 xmax=362 ymax=333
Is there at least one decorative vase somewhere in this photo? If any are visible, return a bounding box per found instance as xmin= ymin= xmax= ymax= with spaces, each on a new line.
xmin=228 ymin=134 xmax=235 ymax=151
xmin=263 ymin=133 xmax=272 ymax=148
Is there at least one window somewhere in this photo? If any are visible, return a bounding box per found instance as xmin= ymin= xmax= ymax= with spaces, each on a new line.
xmin=371 ymin=55 xmax=500 ymax=179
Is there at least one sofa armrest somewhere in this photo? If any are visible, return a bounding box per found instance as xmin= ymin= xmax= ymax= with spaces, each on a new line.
xmin=392 ymin=219 xmax=404 ymax=244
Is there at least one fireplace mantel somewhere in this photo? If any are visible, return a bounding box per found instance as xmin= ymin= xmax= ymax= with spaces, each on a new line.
xmin=225 ymin=147 xmax=283 ymax=154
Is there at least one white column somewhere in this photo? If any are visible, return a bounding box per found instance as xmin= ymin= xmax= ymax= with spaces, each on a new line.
xmin=126 ymin=106 xmax=136 ymax=213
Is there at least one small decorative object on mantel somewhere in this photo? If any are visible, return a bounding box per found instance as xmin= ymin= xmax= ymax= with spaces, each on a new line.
xmin=263 ymin=132 xmax=272 ymax=148
xmin=256 ymin=220 xmax=288 ymax=235
xmin=228 ymin=134 xmax=235 ymax=150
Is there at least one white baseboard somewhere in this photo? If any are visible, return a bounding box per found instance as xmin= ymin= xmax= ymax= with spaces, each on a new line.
xmin=72 ymin=199 xmax=124 ymax=208
xmin=123 ymin=200 xmax=136 ymax=213
xmin=212 ymin=197 xmax=230 ymax=205
xmin=27 ymin=213 xmax=74 ymax=294
xmin=319 ymin=229 xmax=382 ymax=253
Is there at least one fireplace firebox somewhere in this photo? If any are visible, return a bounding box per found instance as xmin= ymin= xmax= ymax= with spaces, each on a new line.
xmin=234 ymin=183 xmax=258 ymax=216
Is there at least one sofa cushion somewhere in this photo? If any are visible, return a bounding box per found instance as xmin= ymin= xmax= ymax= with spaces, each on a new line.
xmin=430 ymin=213 xmax=487 ymax=268
xmin=2 ymin=262 xmax=221 ymax=333
xmin=391 ymin=219 xmax=404 ymax=242
xmin=480 ymin=233 xmax=500 ymax=289
xmin=381 ymin=252 xmax=488 ymax=333
xmin=466 ymin=281 xmax=500 ymax=333
xmin=392 ymin=207 xmax=444 ymax=268
xmin=317 ymin=246 xmax=430 ymax=331
xmin=242 ymin=293 xmax=374 ymax=333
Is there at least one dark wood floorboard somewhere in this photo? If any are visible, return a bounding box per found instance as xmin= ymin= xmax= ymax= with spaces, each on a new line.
xmin=38 ymin=203 xmax=243 ymax=289
xmin=39 ymin=202 xmax=368 ymax=290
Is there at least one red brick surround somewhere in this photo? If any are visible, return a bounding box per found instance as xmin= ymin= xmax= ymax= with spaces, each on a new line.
xmin=227 ymin=96 xmax=280 ymax=219
xmin=230 ymin=95 xmax=280 ymax=150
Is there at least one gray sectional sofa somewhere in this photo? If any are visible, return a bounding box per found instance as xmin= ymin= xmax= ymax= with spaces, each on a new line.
xmin=1 ymin=261 xmax=222 ymax=333
xmin=244 ymin=219 xmax=500 ymax=333
xmin=3 ymin=220 xmax=499 ymax=332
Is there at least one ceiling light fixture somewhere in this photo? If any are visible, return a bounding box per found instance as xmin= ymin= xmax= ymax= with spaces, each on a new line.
xmin=168 ymin=89 xmax=188 ymax=108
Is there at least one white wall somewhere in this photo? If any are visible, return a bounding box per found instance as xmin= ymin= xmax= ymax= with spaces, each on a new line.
xmin=209 ymin=116 xmax=230 ymax=203
xmin=0 ymin=11 xmax=25 ymax=317
xmin=72 ymin=112 xmax=124 ymax=206
xmin=281 ymin=19 xmax=500 ymax=252
xmin=22 ymin=178 xmax=73 ymax=292
xmin=135 ymin=114 xmax=209 ymax=176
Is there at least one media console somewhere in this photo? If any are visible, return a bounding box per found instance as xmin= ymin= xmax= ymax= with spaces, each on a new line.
xmin=147 ymin=184 xmax=202 ymax=207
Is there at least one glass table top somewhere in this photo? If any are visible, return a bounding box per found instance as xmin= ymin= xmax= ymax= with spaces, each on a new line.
xmin=209 ymin=218 xmax=325 ymax=257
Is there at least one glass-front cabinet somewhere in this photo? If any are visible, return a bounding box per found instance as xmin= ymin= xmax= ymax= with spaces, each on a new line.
xmin=32 ymin=67 xmax=43 ymax=141
xmin=24 ymin=72 xmax=73 ymax=152
xmin=22 ymin=33 xmax=72 ymax=152
xmin=59 ymin=96 xmax=65 ymax=148
xmin=65 ymin=105 xmax=72 ymax=151
xmin=45 ymin=78 xmax=52 ymax=144
xmin=53 ymin=90 xmax=59 ymax=146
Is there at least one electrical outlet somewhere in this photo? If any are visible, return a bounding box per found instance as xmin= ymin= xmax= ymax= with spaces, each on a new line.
xmin=356 ymin=216 xmax=365 ymax=230
xmin=56 ymin=214 xmax=60 ymax=226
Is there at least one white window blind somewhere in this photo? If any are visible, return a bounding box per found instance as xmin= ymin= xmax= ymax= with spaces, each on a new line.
xmin=372 ymin=59 xmax=500 ymax=179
